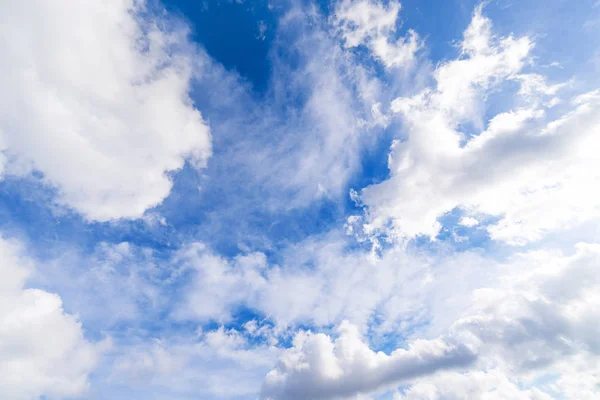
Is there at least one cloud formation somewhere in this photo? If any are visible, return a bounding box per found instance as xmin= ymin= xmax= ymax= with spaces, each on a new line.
xmin=1 ymin=1 xmax=599 ymax=399
xmin=0 ymin=237 xmax=102 ymax=399
xmin=0 ymin=0 xmax=211 ymax=221
xmin=358 ymin=6 xmax=600 ymax=245
xmin=176 ymin=233 xmax=431 ymax=328
xmin=261 ymin=242 xmax=600 ymax=399
xmin=261 ymin=322 xmax=475 ymax=400
xmin=332 ymin=0 xmax=420 ymax=68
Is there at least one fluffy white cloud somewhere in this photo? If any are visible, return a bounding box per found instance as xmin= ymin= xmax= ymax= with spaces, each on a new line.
xmin=260 ymin=242 xmax=600 ymax=399
xmin=261 ymin=321 xmax=475 ymax=400
xmin=0 ymin=237 xmax=103 ymax=399
xmin=2 ymin=2 xmax=597 ymax=399
xmin=357 ymin=6 xmax=600 ymax=245
xmin=174 ymin=242 xmax=268 ymax=322
xmin=458 ymin=216 xmax=479 ymax=227
xmin=0 ymin=0 xmax=211 ymax=221
xmin=332 ymin=0 xmax=420 ymax=68
xmin=99 ymin=220 xmax=600 ymax=400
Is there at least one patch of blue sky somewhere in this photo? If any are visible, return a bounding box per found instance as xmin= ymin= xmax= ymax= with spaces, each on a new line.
xmin=157 ymin=163 xmax=348 ymax=259
xmin=434 ymin=208 xmax=495 ymax=250
xmin=0 ymin=176 xmax=181 ymax=258
xmin=151 ymin=6 xmax=386 ymax=255
xmin=400 ymin=0 xmax=480 ymax=61
xmin=367 ymin=315 xmax=429 ymax=353
xmin=487 ymin=0 xmax=600 ymax=75
xmin=346 ymin=122 xmax=399 ymax=196
xmin=161 ymin=0 xmax=278 ymax=94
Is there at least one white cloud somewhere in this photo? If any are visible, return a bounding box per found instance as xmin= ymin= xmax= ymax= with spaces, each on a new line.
xmin=260 ymin=242 xmax=600 ymax=399
xmin=6 ymin=239 xmax=277 ymax=399
xmin=269 ymin=7 xmax=391 ymax=205
xmin=0 ymin=237 xmax=103 ymax=399
xmin=2 ymin=2 xmax=598 ymax=399
xmin=261 ymin=321 xmax=475 ymax=400
xmin=174 ymin=242 xmax=268 ymax=322
xmin=0 ymin=0 xmax=211 ymax=221
xmin=176 ymin=232 xmax=435 ymax=329
xmin=458 ymin=216 xmax=479 ymax=227
xmin=130 ymin=213 xmax=600 ymax=400
xmin=394 ymin=370 xmax=556 ymax=400
xmin=332 ymin=0 xmax=420 ymax=68
xmin=108 ymin=325 xmax=279 ymax=399
xmin=357 ymin=6 xmax=600 ymax=245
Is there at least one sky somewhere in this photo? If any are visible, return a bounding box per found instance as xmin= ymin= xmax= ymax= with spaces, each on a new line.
xmin=1 ymin=0 xmax=600 ymax=399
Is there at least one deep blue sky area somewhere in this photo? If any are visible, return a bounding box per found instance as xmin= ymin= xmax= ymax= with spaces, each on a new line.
xmin=161 ymin=0 xmax=278 ymax=93
xmin=158 ymin=0 xmax=488 ymax=93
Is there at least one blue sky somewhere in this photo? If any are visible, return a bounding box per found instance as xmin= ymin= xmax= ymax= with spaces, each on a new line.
xmin=1 ymin=0 xmax=600 ymax=399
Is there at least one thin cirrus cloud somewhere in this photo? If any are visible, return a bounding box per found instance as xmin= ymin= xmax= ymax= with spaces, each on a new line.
xmin=0 ymin=0 xmax=599 ymax=399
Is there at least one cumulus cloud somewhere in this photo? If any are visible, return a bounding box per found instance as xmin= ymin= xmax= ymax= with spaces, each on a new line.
xmin=261 ymin=321 xmax=475 ymax=400
xmin=174 ymin=242 xmax=269 ymax=322
xmin=260 ymin=242 xmax=600 ymax=399
xmin=332 ymin=0 xmax=420 ymax=68
xmin=5 ymin=239 xmax=278 ymax=400
xmin=356 ymin=5 xmax=600 ymax=245
xmin=0 ymin=237 xmax=102 ymax=399
xmin=0 ymin=0 xmax=211 ymax=221
xmin=96 ymin=219 xmax=600 ymax=400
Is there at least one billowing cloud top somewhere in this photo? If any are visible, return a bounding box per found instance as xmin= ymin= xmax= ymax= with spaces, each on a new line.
xmin=0 ymin=237 xmax=103 ymax=399
xmin=0 ymin=0 xmax=211 ymax=221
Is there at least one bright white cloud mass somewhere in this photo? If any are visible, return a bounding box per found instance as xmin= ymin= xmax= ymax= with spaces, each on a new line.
xmin=0 ymin=0 xmax=211 ymax=221
xmin=0 ymin=237 xmax=103 ymax=400
xmin=0 ymin=0 xmax=599 ymax=399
